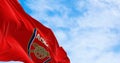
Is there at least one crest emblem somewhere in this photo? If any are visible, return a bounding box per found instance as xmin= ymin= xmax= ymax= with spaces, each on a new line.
xmin=28 ymin=28 xmax=51 ymax=63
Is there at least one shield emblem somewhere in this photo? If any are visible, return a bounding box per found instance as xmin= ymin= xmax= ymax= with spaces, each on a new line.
xmin=28 ymin=28 xmax=51 ymax=63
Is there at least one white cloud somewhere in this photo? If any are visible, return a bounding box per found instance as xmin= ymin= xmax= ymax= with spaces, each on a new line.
xmin=0 ymin=61 xmax=23 ymax=63
xmin=95 ymin=52 xmax=120 ymax=63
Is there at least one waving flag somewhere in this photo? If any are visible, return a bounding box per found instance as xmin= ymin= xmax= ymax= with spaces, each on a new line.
xmin=0 ymin=0 xmax=70 ymax=63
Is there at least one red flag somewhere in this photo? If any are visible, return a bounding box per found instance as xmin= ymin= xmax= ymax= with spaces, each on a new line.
xmin=0 ymin=0 xmax=70 ymax=63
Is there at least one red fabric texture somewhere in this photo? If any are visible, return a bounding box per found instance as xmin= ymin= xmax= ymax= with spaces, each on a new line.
xmin=0 ymin=0 xmax=70 ymax=63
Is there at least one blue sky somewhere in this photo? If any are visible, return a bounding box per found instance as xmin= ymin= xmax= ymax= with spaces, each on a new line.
xmin=1 ymin=0 xmax=120 ymax=63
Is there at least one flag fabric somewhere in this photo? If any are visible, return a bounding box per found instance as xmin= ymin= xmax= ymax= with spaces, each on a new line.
xmin=0 ymin=0 xmax=70 ymax=63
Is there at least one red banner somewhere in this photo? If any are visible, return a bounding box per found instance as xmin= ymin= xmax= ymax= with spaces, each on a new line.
xmin=0 ymin=0 xmax=70 ymax=63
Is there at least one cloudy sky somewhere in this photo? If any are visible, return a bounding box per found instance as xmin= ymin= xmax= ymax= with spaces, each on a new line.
xmin=1 ymin=0 xmax=120 ymax=63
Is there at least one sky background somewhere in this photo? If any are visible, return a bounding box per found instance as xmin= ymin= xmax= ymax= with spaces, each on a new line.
xmin=1 ymin=0 xmax=120 ymax=63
